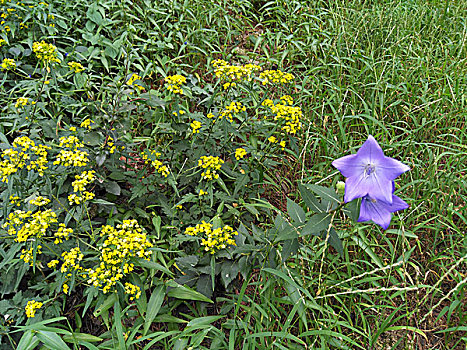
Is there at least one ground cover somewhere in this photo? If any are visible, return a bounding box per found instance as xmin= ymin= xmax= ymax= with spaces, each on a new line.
xmin=0 ymin=0 xmax=465 ymax=349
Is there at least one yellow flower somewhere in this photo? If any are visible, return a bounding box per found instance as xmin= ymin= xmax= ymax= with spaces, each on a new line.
xmin=190 ymin=120 xmax=202 ymax=134
xmin=141 ymin=149 xmax=170 ymax=177
xmin=29 ymin=196 xmax=50 ymax=206
xmin=124 ymin=282 xmax=141 ymax=301
xmin=184 ymin=221 xmax=238 ymax=254
xmin=259 ymin=69 xmax=294 ymax=85
xmin=1 ymin=58 xmax=16 ymax=71
xmin=25 ymin=300 xmax=43 ymax=318
xmin=126 ymin=73 xmax=144 ymax=91
xmin=62 ymin=283 xmax=69 ymax=294
xmin=47 ymin=259 xmax=59 ymax=268
xmin=33 ymin=41 xmax=61 ymax=64
xmin=164 ymin=74 xmax=186 ymax=94
xmin=68 ymin=61 xmax=84 ymax=73
xmin=199 ymin=189 xmax=207 ymax=196
xmin=268 ymin=136 xmax=277 ymax=143
xmin=234 ymin=148 xmax=247 ymax=160
xmin=198 ymin=156 xmax=224 ymax=181
xmin=80 ymin=119 xmax=95 ymax=129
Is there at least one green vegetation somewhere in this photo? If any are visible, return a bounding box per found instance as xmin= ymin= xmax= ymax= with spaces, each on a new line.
xmin=0 ymin=0 xmax=465 ymax=349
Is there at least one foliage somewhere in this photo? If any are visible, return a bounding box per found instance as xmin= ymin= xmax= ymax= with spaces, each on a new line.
xmin=0 ymin=0 xmax=465 ymax=349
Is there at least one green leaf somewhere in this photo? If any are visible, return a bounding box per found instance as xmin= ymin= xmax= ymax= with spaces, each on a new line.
xmin=281 ymin=238 xmax=299 ymax=262
xmin=301 ymin=183 xmax=340 ymax=210
xmin=144 ymin=285 xmax=166 ymax=336
xmin=136 ymin=259 xmax=173 ymax=276
xmin=139 ymin=92 xmax=166 ymax=107
xmin=301 ymin=213 xmax=332 ymax=236
xmin=93 ymin=293 xmax=117 ymax=318
xmin=35 ymin=331 xmax=71 ymax=350
xmin=17 ymin=331 xmax=39 ymax=350
xmin=167 ymin=281 xmax=213 ymax=303
xmin=287 ymin=198 xmax=306 ymax=224
xmin=186 ymin=315 xmax=224 ymax=328
xmin=104 ymin=181 xmax=121 ymax=195
xmin=62 ymin=333 xmax=103 ymax=343
xmin=298 ymin=183 xmax=324 ymax=213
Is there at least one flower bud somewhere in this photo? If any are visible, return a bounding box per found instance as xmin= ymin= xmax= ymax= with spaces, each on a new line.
xmin=336 ymin=181 xmax=345 ymax=194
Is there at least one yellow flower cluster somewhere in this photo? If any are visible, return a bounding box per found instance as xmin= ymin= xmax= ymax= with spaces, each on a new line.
xmin=141 ymin=149 xmax=170 ymax=177
xmin=25 ymin=300 xmax=43 ymax=318
xmin=267 ymin=136 xmax=286 ymax=150
xmin=15 ymin=97 xmax=35 ymax=108
xmin=124 ymin=282 xmax=141 ymax=301
xmin=87 ymin=220 xmax=153 ymax=293
xmin=172 ymin=110 xmax=186 ymax=117
xmin=0 ymin=39 xmax=5 ymax=47
xmin=80 ymin=119 xmax=95 ymax=129
xmin=53 ymin=135 xmax=89 ymax=167
xmin=262 ymin=98 xmax=302 ymax=135
xmin=3 ymin=208 xmax=57 ymax=242
xmin=20 ymin=246 xmax=42 ymax=266
xmin=259 ymin=69 xmax=294 ymax=85
xmin=217 ymin=101 xmax=246 ymax=123
xmin=1 ymin=58 xmax=15 ymax=71
xmin=68 ymin=191 xmax=94 ymax=205
xmin=235 ymin=148 xmax=247 ymax=160
xmin=184 ymin=221 xmax=238 ymax=254
xmin=68 ymin=61 xmax=84 ymax=73
xmin=32 ymin=41 xmax=60 ymax=64
xmin=47 ymin=259 xmax=59 ymax=268
xmin=165 ymin=74 xmax=186 ymax=94
xmin=68 ymin=170 xmax=96 ymax=206
xmin=127 ymin=73 xmax=144 ymax=91
xmin=198 ymin=156 xmax=224 ymax=181
xmin=190 ymin=120 xmax=202 ymax=134
xmin=54 ymin=223 xmax=72 ymax=244
xmin=9 ymin=195 xmax=20 ymax=206
xmin=60 ymin=247 xmax=83 ymax=273
xmin=212 ymin=59 xmax=261 ymax=89
xmin=0 ymin=136 xmax=50 ymax=182
xmin=107 ymin=136 xmax=116 ymax=154
xmin=29 ymin=196 xmax=50 ymax=206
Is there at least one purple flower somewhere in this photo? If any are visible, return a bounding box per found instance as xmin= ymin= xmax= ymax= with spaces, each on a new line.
xmin=332 ymin=135 xmax=410 ymax=204
xmin=358 ymin=194 xmax=409 ymax=230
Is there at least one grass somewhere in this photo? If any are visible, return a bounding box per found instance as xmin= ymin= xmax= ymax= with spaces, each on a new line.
xmin=1 ymin=0 xmax=466 ymax=348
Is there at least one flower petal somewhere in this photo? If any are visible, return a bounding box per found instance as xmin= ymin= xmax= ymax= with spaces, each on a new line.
xmin=378 ymin=156 xmax=411 ymax=180
xmin=332 ymin=154 xmax=362 ymax=178
xmin=355 ymin=135 xmax=385 ymax=164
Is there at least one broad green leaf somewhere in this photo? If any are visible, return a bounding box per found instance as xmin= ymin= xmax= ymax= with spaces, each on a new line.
xmin=167 ymin=281 xmax=213 ymax=303
xmin=16 ymin=331 xmax=39 ymax=350
xmin=301 ymin=213 xmax=332 ymax=236
xmin=35 ymin=331 xmax=71 ymax=350
xmin=298 ymin=183 xmax=324 ymax=213
xmin=93 ymin=293 xmax=117 ymax=318
xmin=144 ymin=285 xmax=166 ymax=336
xmin=287 ymin=198 xmax=306 ymax=224
xmin=62 ymin=333 xmax=103 ymax=343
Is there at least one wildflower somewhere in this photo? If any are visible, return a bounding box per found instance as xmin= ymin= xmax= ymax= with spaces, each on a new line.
xmin=124 ymin=283 xmax=141 ymax=300
xmin=25 ymin=300 xmax=43 ymax=318
xmin=262 ymin=100 xmax=302 ymax=135
xmin=141 ymin=149 xmax=170 ymax=177
xmin=61 ymin=247 xmax=83 ymax=273
xmin=9 ymin=195 xmax=20 ymax=206
xmin=216 ymin=101 xmax=246 ymax=123
xmin=29 ymin=196 xmax=50 ymax=206
xmin=279 ymin=140 xmax=286 ymax=150
xmin=20 ymin=246 xmax=42 ymax=266
xmin=212 ymin=60 xmax=261 ymax=88
xmin=68 ymin=191 xmax=95 ymax=205
xmin=80 ymin=119 xmax=95 ymax=129
xmin=67 ymin=61 xmax=84 ymax=73
xmin=1 ymin=58 xmax=16 ymax=71
xmin=184 ymin=221 xmax=238 ymax=254
xmin=198 ymin=156 xmax=224 ymax=181
xmin=126 ymin=73 xmax=144 ymax=91
xmin=15 ymin=97 xmax=35 ymax=108
xmin=358 ymin=194 xmax=409 ymax=230
xmin=62 ymin=283 xmax=69 ymax=294
xmin=199 ymin=189 xmax=207 ymax=196
xmin=86 ymin=220 xmax=152 ymax=294
xmin=268 ymin=136 xmax=277 ymax=143
xmin=54 ymin=223 xmax=72 ymax=244
xmin=259 ymin=69 xmax=294 ymax=85
xmin=190 ymin=120 xmax=202 ymax=134
xmin=235 ymin=148 xmax=247 ymax=160
xmin=164 ymin=74 xmax=186 ymax=94
xmin=69 ymin=126 xmax=76 ymax=132
xmin=47 ymin=260 xmax=59 ymax=268
xmin=172 ymin=110 xmax=186 ymax=116
xmin=332 ymin=135 xmax=410 ymax=204
xmin=32 ymin=41 xmax=61 ymax=64
xmin=0 ymin=39 xmax=6 ymax=46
